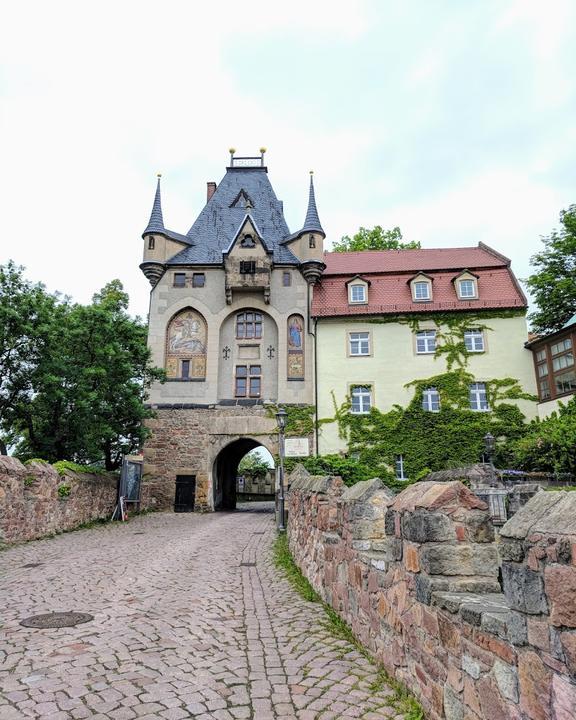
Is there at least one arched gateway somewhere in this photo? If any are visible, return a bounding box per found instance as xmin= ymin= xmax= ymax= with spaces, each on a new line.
xmin=139 ymin=150 xmax=324 ymax=512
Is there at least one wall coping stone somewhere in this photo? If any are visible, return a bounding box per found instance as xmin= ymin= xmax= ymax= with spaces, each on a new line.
xmin=340 ymin=477 xmax=395 ymax=503
xmin=391 ymin=480 xmax=487 ymax=513
xmin=500 ymin=490 xmax=576 ymax=538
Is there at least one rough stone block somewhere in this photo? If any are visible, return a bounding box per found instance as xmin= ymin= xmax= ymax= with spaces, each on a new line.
xmin=502 ymin=563 xmax=548 ymax=615
xmin=500 ymin=491 xmax=564 ymax=539
xmin=391 ymin=480 xmax=487 ymax=513
xmin=518 ymin=650 xmax=552 ymax=720
xmin=462 ymin=654 xmax=481 ymax=679
xmin=560 ymin=630 xmax=576 ymax=674
xmin=493 ymin=659 xmax=519 ymax=703
xmin=477 ymin=677 xmax=510 ymax=720
xmin=499 ymin=538 xmax=525 ymax=563
xmin=443 ymin=685 xmax=464 ymax=720
xmin=544 ymin=564 xmax=576 ymax=628
xmin=404 ymin=543 xmax=420 ymax=572
xmin=402 ymin=509 xmax=456 ymax=543
xmin=420 ymin=543 xmax=499 ymax=576
xmin=552 ymin=673 xmax=576 ymax=720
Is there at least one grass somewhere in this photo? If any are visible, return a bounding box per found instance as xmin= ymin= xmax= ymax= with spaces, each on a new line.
xmin=273 ymin=532 xmax=425 ymax=720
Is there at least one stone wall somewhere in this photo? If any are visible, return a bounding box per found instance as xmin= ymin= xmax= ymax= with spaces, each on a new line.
xmin=0 ymin=457 xmax=117 ymax=545
xmin=287 ymin=470 xmax=576 ymax=720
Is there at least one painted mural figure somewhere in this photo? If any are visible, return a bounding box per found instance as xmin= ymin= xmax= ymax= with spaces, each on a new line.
xmin=169 ymin=312 xmax=205 ymax=353
xmin=288 ymin=316 xmax=303 ymax=349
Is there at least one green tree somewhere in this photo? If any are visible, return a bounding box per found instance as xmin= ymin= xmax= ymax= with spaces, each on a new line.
xmin=0 ymin=262 xmax=62 ymax=454
xmin=238 ymin=453 xmax=271 ymax=479
xmin=332 ymin=225 xmax=420 ymax=253
xmin=507 ymin=398 xmax=576 ymax=474
xmin=526 ymin=205 xmax=576 ymax=334
xmin=9 ymin=279 xmax=164 ymax=470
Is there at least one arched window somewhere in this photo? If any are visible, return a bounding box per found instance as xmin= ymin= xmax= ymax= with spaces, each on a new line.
xmin=236 ymin=311 xmax=262 ymax=339
xmin=165 ymin=308 xmax=207 ymax=379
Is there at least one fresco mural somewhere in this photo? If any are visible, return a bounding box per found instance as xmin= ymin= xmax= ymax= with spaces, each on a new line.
xmin=287 ymin=314 xmax=304 ymax=379
xmin=166 ymin=309 xmax=207 ymax=378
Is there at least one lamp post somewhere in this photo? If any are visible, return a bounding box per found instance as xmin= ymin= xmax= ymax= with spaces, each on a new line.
xmin=483 ymin=432 xmax=495 ymax=468
xmin=276 ymin=407 xmax=288 ymax=532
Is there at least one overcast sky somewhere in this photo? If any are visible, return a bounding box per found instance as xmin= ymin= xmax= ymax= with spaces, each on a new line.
xmin=1 ymin=0 xmax=574 ymax=318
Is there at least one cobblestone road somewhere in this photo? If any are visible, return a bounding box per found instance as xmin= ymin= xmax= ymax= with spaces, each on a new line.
xmin=1 ymin=505 xmax=399 ymax=719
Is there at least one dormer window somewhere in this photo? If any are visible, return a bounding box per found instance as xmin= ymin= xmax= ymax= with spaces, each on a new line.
xmin=453 ymin=271 xmax=479 ymax=300
xmin=409 ymin=273 xmax=433 ymax=302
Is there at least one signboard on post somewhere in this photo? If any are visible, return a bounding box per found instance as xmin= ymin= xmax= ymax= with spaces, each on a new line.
xmin=284 ymin=437 xmax=310 ymax=458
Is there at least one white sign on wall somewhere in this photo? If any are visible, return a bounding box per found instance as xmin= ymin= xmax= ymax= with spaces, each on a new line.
xmin=284 ymin=437 xmax=310 ymax=457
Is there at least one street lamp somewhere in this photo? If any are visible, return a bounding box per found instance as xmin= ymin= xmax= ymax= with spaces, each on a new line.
xmin=276 ymin=407 xmax=288 ymax=532
xmin=483 ymin=432 xmax=495 ymax=467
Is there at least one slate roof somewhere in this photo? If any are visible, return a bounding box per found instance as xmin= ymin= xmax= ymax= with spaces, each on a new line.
xmin=312 ymin=245 xmax=527 ymax=318
xmin=301 ymin=174 xmax=324 ymax=235
xmin=143 ymin=177 xmax=165 ymax=234
xmin=145 ymin=166 xmax=300 ymax=266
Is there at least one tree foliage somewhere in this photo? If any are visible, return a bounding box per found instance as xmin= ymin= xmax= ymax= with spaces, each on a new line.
xmin=507 ymin=398 xmax=576 ymax=474
xmin=332 ymin=225 xmax=420 ymax=253
xmin=0 ymin=264 xmax=164 ymax=469
xmin=238 ymin=452 xmax=271 ymax=479
xmin=526 ymin=205 xmax=576 ymax=334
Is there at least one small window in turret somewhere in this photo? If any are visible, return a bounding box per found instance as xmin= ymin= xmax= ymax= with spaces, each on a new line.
xmin=309 ymin=235 xmax=316 ymax=249
xmin=148 ymin=236 xmax=155 ymax=250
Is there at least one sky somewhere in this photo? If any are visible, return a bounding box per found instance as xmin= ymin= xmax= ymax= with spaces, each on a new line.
xmin=1 ymin=0 xmax=575 ymax=319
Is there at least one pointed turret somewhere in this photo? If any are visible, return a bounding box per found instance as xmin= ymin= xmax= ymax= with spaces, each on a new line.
xmin=143 ymin=175 xmax=164 ymax=235
xmin=301 ymin=172 xmax=325 ymax=236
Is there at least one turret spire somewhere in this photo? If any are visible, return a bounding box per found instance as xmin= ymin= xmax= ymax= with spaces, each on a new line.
xmin=301 ymin=171 xmax=324 ymax=236
xmin=143 ymin=174 xmax=165 ymax=235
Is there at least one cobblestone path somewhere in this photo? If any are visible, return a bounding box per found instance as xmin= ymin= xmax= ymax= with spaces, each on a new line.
xmin=1 ymin=505 xmax=399 ymax=719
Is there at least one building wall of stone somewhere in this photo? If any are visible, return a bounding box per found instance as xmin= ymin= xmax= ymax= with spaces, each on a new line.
xmin=143 ymin=406 xmax=286 ymax=511
xmin=147 ymin=266 xmax=312 ymax=406
xmin=287 ymin=473 xmax=576 ymax=720
xmin=317 ymin=314 xmax=538 ymax=455
xmin=0 ymin=457 xmax=117 ymax=545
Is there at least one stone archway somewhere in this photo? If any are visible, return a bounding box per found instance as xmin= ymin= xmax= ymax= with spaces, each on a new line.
xmin=212 ymin=438 xmax=276 ymax=510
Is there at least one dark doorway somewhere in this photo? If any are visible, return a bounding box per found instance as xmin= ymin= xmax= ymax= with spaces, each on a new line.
xmin=174 ymin=475 xmax=196 ymax=512
xmin=213 ymin=439 xmax=274 ymax=511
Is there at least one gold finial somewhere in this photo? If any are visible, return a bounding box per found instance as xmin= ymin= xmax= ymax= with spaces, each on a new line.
xmin=229 ymin=147 xmax=236 ymax=154
xmin=156 ymin=172 xmax=162 ymax=178
xmin=260 ymin=147 xmax=267 ymax=153
xmin=309 ymin=170 xmax=314 ymax=175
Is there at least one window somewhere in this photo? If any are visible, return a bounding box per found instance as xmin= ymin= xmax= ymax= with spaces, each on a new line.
xmin=148 ymin=236 xmax=155 ymax=250
xmin=539 ymin=378 xmax=551 ymax=400
xmin=240 ymin=234 xmax=255 ymax=248
xmin=240 ymin=261 xmax=256 ymax=274
xmin=536 ymin=349 xmax=546 ymax=362
xmin=350 ymin=386 xmax=371 ymax=414
xmin=181 ymin=359 xmax=190 ymax=379
xmin=235 ymin=365 xmax=261 ymax=397
xmin=470 ymin=382 xmax=489 ymax=411
xmin=464 ymin=329 xmax=484 ymax=352
xmin=235 ymin=366 xmax=247 ymax=396
xmin=282 ymin=271 xmax=291 ymax=287
xmin=551 ymin=338 xmax=572 ymax=355
xmin=236 ymin=312 xmax=262 ymax=339
xmin=552 ymin=353 xmax=574 ymax=372
xmin=249 ymin=365 xmax=262 ymax=397
xmin=350 ymin=284 xmax=367 ymax=303
xmin=192 ymin=273 xmax=205 ymax=288
xmin=395 ymin=455 xmax=407 ymax=480
xmin=309 ymin=235 xmax=316 ymax=249
xmin=349 ymin=332 xmax=370 ymax=356
xmin=414 ymin=282 xmax=431 ymax=300
xmin=459 ymin=279 xmax=476 ymax=298
xmin=173 ymin=272 xmax=186 ymax=288
xmin=422 ymin=388 xmax=440 ymax=412
xmin=538 ymin=363 xmax=549 ymax=377
xmin=555 ymin=371 xmax=576 ymax=395
xmin=416 ymin=330 xmax=436 ymax=354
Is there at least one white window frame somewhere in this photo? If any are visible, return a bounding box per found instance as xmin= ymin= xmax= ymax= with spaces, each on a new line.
xmin=350 ymin=385 xmax=372 ymax=414
xmin=414 ymin=281 xmax=431 ymax=301
xmin=395 ymin=454 xmax=407 ymax=480
xmin=469 ymin=382 xmax=489 ymax=412
xmin=416 ymin=330 xmax=436 ymax=354
xmin=459 ymin=279 xmax=477 ymax=299
xmin=422 ymin=388 xmax=440 ymax=412
xmin=464 ymin=329 xmax=485 ymax=352
xmin=349 ymin=284 xmax=367 ymax=304
xmin=349 ymin=331 xmax=370 ymax=356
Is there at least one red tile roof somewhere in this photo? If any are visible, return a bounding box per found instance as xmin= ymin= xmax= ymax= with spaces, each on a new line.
xmin=312 ymin=244 xmax=526 ymax=318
